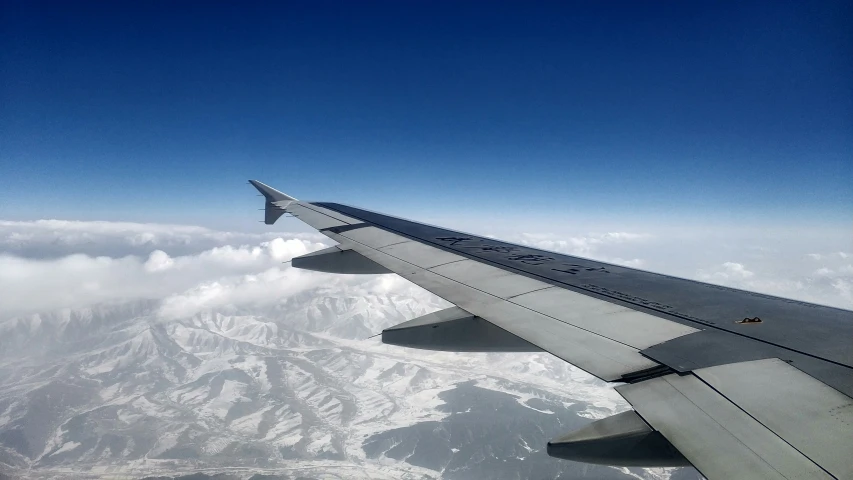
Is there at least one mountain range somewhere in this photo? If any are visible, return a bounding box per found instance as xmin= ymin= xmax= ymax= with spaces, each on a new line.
xmin=0 ymin=285 xmax=701 ymax=480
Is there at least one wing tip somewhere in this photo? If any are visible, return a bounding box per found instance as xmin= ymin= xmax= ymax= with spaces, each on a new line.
xmin=248 ymin=180 xmax=297 ymax=202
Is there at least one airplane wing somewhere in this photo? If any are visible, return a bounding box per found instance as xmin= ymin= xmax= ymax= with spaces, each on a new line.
xmin=249 ymin=180 xmax=853 ymax=480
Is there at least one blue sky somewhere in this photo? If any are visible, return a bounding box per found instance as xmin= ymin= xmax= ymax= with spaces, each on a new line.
xmin=1 ymin=1 xmax=850 ymax=230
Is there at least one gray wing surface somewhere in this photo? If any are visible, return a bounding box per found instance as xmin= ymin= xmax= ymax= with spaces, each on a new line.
xmin=249 ymin=181 xmax=853 ymax=480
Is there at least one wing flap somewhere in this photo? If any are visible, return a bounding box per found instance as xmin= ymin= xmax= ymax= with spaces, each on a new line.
xmin=460 ymin=293 xmax=661 ymax=380
xmin=617 ymin=373 xmax=833 ymax=480
xmin=695 ymin=359 xmax=853 ymax=479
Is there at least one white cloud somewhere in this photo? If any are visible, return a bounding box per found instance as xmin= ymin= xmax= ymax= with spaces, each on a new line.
xmin=515 ymin=227 xmax=850 ymax=309
xmin=698 ymin=262 xmax=755 ymax=281
xmin=697 ymin=259 xmax=852 ymax=308
xmin=515 ymin=231 xmax=651 ymax=260
xmin=831 ymin=278 xmax=852 ymax=302
xmin=144 ymin=250 xmax=175 ymax=272
xmin=0 ymin=219 xmax=322 ymax=258
xmin=808 ymin=252 xmax=850 ymax=261
xmin=510 ymin=232 xmax=651 ymax=271
xmin=0 ymin=234 xmax=328 ymax=321
xmin=155 ymin=267 xmax=427 ymax=320
xmin=610 ymin=258 xmax=645 ymax=268
xmin=0 ymin=219 xmax=446 ymax=321
xmin=1 ymin=219 xmax=850 ymax=322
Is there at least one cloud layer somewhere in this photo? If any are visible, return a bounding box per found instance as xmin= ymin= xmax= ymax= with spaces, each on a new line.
xmin=696 ymin=255 xmax=853 ymax=307
xmin=0 ymin=230 xmax=329 ymax=320
xmin=0 ymin=218 xmax=850 ymax=323
xmin=0 ymin=219 xmax=322 ymax=258
xmin=514 ymin=231 xmax=651 ymax=267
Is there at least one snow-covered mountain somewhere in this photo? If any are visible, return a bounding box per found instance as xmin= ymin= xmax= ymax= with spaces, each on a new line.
xmin=0 ymin=287 xmax=700 ymax=480
xmin=4 ymin=215 xmax=844 ymax=479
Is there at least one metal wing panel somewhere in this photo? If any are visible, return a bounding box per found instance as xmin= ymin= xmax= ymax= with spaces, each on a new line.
xmin=333 ymin=226 xmax=696 ymax=360
xmin=510 ymin=287 xmax=698 ymax=349
xmin=285 ymin=203 xmax=349 ymax=230
xmin=617 ymin=374 xmax=833 ymax=480
xmin=461 ymin=294 xmax=661 ymax=380
xmin=327 ymin=231 xmax=659 ymax=381
xmin=429 ymin=260 xmax=553 ymax=298
xmin=695 ymin=359 xmax=853 ymax=479
xmin=313 ymin=202 xmax=853 ymax=370
xmin=299 ymin=203 xmax=363 ymax=224
xmin=339 ymin=226 xmax=411 ymax=249
xmin=378 ymin=241 xmax=467 ymax=269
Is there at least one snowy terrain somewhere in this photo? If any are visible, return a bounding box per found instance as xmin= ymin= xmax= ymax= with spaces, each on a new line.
xmin=0 ymin=289 xmax=700 ymax=480
xmin=13 ymin=220 xmax=846 ymax=478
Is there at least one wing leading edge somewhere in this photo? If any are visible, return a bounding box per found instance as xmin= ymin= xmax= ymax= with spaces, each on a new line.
xmin=248 ymin=180 xmax=853 ymax=480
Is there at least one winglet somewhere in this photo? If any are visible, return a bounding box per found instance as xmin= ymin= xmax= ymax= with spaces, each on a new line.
xmin=248 ymin=180 xmax=297 ymax=203
xmin=248 ymin=180 xmax=297 ymax=225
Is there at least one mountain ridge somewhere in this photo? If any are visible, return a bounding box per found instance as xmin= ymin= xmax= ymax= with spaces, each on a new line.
xmin=0 ymin=291 xmax=695 ymax=479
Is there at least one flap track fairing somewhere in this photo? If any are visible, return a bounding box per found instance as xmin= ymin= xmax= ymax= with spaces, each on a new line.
xmin=547 ymin=410 xmax=689 ymax=467
xmin=382 ymin=306 xmax=540 ymax=352
xmin=291 ymin=246 xmax=392 ymax=274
